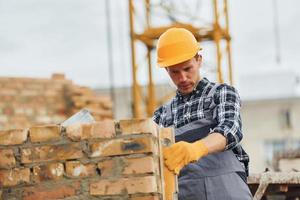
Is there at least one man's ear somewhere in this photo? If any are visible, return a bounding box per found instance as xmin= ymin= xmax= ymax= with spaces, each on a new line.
xmin=195 ymin=54 xmax=202 ymax=68
xmin=195 ymin=54 xmax=202 ymax=62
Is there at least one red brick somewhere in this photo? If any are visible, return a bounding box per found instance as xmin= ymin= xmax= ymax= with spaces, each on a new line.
xmin=73 ymin=101 xmax=85 ymax=108
xmin=91 ymin=109 xmax=113 ymax=119
xmin=0 ymin=168 xmax=30 ymax=187
xmin=70 ymin=87 xmax=93 ymax=97
xmin=24 ymin=82 xmax=45 ymax=90
xmin=0 ymin=129 xmax=28 ymax=145
xmin=123 ymin=156 xmax=156 ymax=175
xmin=4 ymin=106 xmax=15 ymax=115
xmin=21 ymin=89 xmax=39 ymax=96
xmin=21 ymin=143 xmax=84 ymax=164
xmin=88 ymin=120 xmax=115 ymax=138
xmin=29 ymin=125 xmax=61 ymax=143
xmin=66 ymin=121 xmax=115 ymax=141
xmin=119 ymin=119 xmax=157 ymax=137
xmin=90 ymin=176 xmax=158 ymax=195
xmin=130 ymin=196 xmax=160 ymax=200
xmin=51 ymin=73 xmax=65 ymax=80
xmin=33 ymin=163 xmax=64 ymax=182
xmin=65 ymin=123 xmax=84 ymax=141
xmin=65 ymin=161 xmax=96 ymax=177
xmin=85 ymin=103 xmax=101 ymax=110
xmin=97 ymin=159 xmax=115 ymax=177
xmin=99 ymin=98 xmax=112 ymax=110
xmin=97 ymin=156 xmax=156 ymax=177
xmin=0 ymin=149 xmax=16 ymax=168
xmin=23 ymin=181 xmax=80 ymax=200
xmin=44 ymin=89 xmax=58 ymax=97
xmin=90 ymin=136 xmax=157 ymax=158
xmin=0 ymin=88 xmax=17 ymax=96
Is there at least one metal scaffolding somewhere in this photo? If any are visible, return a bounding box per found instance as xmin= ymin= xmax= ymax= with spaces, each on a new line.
xmin=128 ymin=0 xmax=233 ymax=118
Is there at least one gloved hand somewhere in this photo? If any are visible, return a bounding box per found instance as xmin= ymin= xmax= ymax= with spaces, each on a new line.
xmin=163 ymin=164 xmax=176 ymax=200
xmin=163 ymin=140 xmax=209 ymax=174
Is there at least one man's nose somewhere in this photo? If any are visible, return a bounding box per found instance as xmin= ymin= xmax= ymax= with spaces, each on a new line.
xmin=178 ymin=72 xmax=187 ymax=82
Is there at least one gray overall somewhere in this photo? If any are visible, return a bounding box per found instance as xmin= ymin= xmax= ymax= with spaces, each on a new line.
xmin=166 ymin=84 xmax=253 ymax=200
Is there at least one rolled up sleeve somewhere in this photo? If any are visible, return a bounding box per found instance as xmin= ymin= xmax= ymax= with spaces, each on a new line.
xmin=212 ymin=84 xmax=243 ymax=150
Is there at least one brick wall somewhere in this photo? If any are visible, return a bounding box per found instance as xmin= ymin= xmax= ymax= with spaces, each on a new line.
xmin=0 ymin=118 xmax=173 ymax=200
xmin=0 ymin=74 xmax=112 ymax=130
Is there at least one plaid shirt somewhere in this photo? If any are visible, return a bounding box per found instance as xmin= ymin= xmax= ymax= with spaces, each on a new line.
xmin=153 ymin=77 xmax=249 ymax=175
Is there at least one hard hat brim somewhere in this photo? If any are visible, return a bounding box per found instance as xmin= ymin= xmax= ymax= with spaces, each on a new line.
xmin=158 ymin=47 xmax=202 ymax=68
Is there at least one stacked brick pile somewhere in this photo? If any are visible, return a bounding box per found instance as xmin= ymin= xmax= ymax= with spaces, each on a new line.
xmin=0 ymin=118 xmax=173 ymax=200
xmin=0 ymin=74 xmax=112 ymax=130
xmin=66 ymin=85 xmax=113 ymax=121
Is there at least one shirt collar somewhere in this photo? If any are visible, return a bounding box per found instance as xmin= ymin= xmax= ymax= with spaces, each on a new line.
xmin=175 ymin=77 xmax=210 ymax=100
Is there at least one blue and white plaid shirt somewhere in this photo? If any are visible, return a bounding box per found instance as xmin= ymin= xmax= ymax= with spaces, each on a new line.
xmin=153 ymin=77 xmax=249 ymax=175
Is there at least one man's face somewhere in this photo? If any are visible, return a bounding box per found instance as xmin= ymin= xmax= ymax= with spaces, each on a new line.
xmin=166 ymin=55 xmax=201 ymax=95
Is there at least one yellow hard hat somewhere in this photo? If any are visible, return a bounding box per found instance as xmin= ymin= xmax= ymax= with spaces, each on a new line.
xmin=157 ymin=27 xmax=201 ymax=67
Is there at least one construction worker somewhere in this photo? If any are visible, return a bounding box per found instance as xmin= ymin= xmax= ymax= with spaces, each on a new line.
xmin=153 ymin=27 xmax=253 ymax=200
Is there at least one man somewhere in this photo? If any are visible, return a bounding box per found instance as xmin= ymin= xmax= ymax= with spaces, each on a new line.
xmin=153 ymin=27 xmax=253 ymax=200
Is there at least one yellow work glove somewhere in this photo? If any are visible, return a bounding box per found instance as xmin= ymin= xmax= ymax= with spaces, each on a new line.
xmin=163 ymin=164 xmax=176 ymax=200
xmin=163 ymin=140 xmax=209 ymax=174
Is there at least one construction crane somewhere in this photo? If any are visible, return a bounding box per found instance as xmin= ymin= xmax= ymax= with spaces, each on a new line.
xmin=128 ymin=0 xmax=233 ymax=118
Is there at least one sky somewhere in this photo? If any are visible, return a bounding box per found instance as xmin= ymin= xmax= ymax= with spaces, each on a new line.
xmin=0 ymin=0 xmax=299 ymax=96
